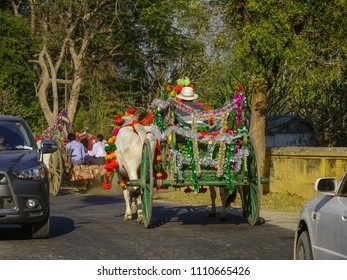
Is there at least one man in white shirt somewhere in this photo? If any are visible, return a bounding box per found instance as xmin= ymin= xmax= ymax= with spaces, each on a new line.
xmin=66 ymin=132 xmax=85 ymax=165
xmin=84 ymin=134 xmax=106 ymax=165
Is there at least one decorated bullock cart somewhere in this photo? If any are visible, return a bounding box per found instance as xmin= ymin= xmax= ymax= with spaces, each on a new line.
xmin=128 ymin=83 xmax=266 ymax=228
xmin=38 ymin=109 xmax=106 ymax=196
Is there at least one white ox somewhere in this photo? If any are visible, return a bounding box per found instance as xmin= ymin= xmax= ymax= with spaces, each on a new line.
xmin=114 ymin=115 xmax=237 ymax=223
xmin=115 ymin=116 xmax=155 ymax=223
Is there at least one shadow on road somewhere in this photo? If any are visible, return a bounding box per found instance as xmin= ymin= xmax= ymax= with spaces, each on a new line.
xmin=50 ymin=216 xmax=75 ymax=238
xmin=148 ymin=202 xmax=266 ymax=228
xmin=0 ymin=216 xmax=76 ymax=240
xmin=0 ymin=225 xmax=25 ymax=240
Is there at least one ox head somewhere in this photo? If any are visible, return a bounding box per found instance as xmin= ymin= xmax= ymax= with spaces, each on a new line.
xmin=121 ymin=114 xmax=139 ymax=126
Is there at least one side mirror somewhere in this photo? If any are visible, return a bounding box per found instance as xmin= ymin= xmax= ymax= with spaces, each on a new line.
xmin=314 ymin=177 xmax=337 ymax=194
xmin=37 ymin=139 xmax=59 ymax=154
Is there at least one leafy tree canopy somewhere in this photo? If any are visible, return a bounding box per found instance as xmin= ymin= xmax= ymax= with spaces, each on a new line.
xmin=212 ymin=0 xmax=347 ymax=146
xmin=0 ymin=10 xmax=37 ymax=98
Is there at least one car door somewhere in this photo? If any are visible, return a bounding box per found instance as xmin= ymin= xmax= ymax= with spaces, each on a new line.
xmin=315 ymin=174 xmax=347 ymax=259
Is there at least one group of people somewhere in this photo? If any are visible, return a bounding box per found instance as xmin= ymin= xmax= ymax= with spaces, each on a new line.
xmin=66 ymin=130 xmax=106 ymax=166
xmin=64 ymin=85 xmax=200 ymax=167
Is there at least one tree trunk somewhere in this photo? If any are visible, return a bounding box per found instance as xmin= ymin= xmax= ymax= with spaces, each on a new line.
xmin=67 ymin=60 xmax=84 ymax=122
xmin=34 ymin=46 xmax=54 ymax=124
xmin=31 ymin=35 xmax=74 ymax=126
xmin=10 ymin=0 xmax=20 ymax=16
xmin=66 ymin=38 xmax=90 ymax=122
xmin=249 ymin=85 xmax=267 ymax=182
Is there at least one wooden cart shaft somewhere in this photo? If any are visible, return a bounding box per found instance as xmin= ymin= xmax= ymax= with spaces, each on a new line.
xmin=128 ymin=177 xmax=268 ymax=188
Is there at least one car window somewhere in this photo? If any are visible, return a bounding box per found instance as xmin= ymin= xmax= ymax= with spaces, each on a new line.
xmin=0 ymin=121 xmax=34 ymax=150
xmin=338 ymin=173 xmax=347 ymax=196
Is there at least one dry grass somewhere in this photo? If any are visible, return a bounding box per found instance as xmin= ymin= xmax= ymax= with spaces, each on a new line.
xmin=153 ymin=187 xmax=306 ymax=212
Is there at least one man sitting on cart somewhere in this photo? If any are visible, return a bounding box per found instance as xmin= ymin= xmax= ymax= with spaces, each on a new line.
xmin=84 ymin=134 xmax=106 ymax=165
xmin=175 ymin=86 xmax=204 ymax=125
xmin=66 ymin=132 xmax=85 ymax=165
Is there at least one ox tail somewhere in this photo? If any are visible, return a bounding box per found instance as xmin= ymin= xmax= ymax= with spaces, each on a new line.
xmin=226 ymin=191 xmax=237 ymax=207
xmin=129 ymin=187 xmax=141 ymax=199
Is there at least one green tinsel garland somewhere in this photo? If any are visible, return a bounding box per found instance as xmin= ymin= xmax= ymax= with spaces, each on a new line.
xmin=223 ymin=138 xmax=236 ymax=194
xmin=242 ymin=134 xmax=248 ymax=178
xmin=154 ymin=109 xmax=167 ymax=131
xmin=186 ymin=138 xmax=199 ymax=192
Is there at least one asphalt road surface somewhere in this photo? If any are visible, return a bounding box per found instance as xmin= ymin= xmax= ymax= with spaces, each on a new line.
xmin=0 ymin=185 xmax=299 ymax=260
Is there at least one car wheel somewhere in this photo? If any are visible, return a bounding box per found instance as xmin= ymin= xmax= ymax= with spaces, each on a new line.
xmin=295 ymin=231 xmax=313 ymax=260
xmin=24 ymin=208 xmax=50 ymax=239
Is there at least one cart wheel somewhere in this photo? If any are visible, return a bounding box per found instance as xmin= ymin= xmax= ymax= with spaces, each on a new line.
xmin=140 ymin=139 xmax=154 ymax=228
xmin=48 ymin=148 xmax=63 ymax=196
xmin=240 ymin=136 xmax=261 ymax=225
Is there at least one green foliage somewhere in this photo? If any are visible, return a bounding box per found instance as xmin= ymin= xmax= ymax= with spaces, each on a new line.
xmin=1 ymin=1 xmax=346 ymax=146
xmin=0 ymin=87 xmax=26 ymax=115
xmin=0 ymin=10 xmax=40 ymax=127
xmin=75 ymin=79 xmax=116 ymax=137
xmin=209 ymin=0 xmax=347 ymax=146
xmin=85 ymin=0 xmax=209 ymax=118
xmin=0 ymin=11 xmax=37 ymax=96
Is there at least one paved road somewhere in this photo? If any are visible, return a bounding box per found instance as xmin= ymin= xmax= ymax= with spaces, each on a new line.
xmin=0 ymin=186 xmax=299 ymax=260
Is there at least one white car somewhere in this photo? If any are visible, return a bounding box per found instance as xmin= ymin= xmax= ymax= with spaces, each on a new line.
xmin=294 ymin=171 xmax=347 ymax=259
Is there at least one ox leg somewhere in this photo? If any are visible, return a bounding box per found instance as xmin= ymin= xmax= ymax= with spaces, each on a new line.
xmin=135 ymin=194 xmax=143 ymax=224
xmin=123 ymin=189 xmax=133 ymax=221
xmin=219 ymin=187 xmax=228 ymax=221
xmin=128 ymin=187 xmax=143 ymax=224
xmin=209 ymin=186 xmax=217 ymax=217
xmin=130 ymin=192 xmax=137 ymax=214
xmin=122 ymin=156 xmax=143 ymax=222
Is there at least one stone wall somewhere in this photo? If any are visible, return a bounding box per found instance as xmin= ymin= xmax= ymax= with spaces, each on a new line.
xmin=264 ymin=147 xmax=347 ymax=199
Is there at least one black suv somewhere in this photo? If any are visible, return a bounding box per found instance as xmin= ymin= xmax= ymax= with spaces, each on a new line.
xmin=0 ymin=115 xmax=57 ymax=238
